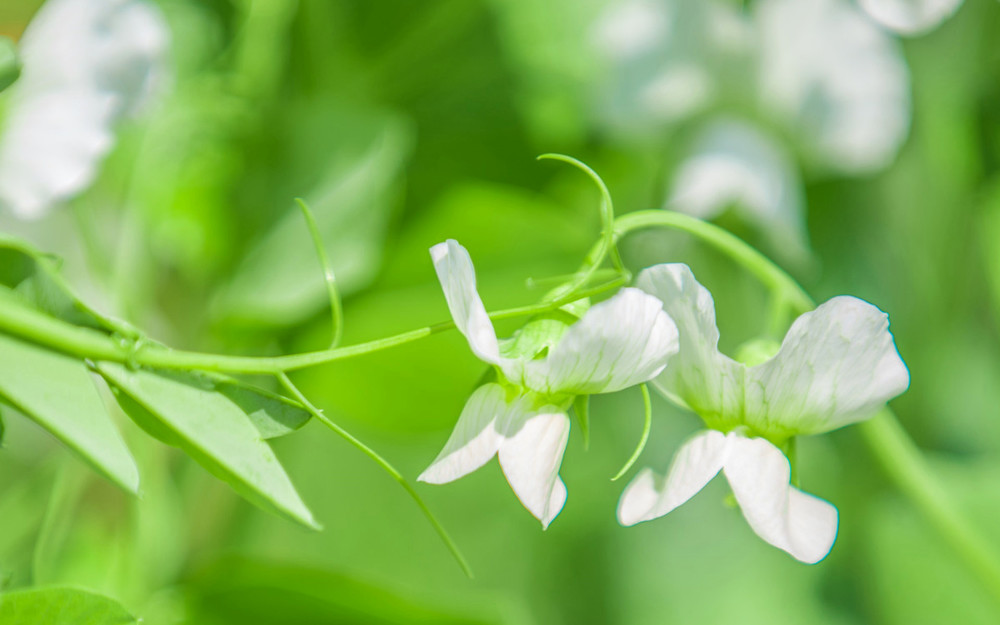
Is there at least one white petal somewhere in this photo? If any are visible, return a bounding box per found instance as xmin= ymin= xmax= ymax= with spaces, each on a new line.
xmin=617 ymin=429 xmax=728 ymax=526
xmin=418 ymin=384 xmax=508 ymax=484
xmin=592 ymin=0 xmax=672 ymax=61
xmin=0 ymin=91 xmax=117 ymax=218
xmin=723 ymin=435 xmax=838 ymax=564
xmin=858 ymin=0 xmax=963 ymax=36
xmin=667 ymin=119 xmax=809 ymax=261
xmin=756 ymin=0 xmax=909 ymax=174
xmin=0 ymin=0 xmax=170 ymax=218
xmin=498 ymin=407 xmax=571 ymax=528
xmin=430 ymin=240 xmax=501 ymax=364
xmin=515 ymin=288 xmax=679 ymax=395
xmin=745 ymin=296 xmax=909 ymax=436
xmin=636 ymin=264 xmax=744 ymax=423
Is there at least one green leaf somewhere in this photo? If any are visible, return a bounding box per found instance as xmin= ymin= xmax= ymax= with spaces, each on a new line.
xmin=207 ymin=373 xmax=311 ymax=438
xmin=0 ymin=335 xmax=139 ymax=493
xmin=213 ymin=115 xmax=412 ymax=327
xmin=186 ymin=558 xmax=501 ymax=625
xmin=96 ymin=363 xmax=318 ymax=529
xmin=110 ymin=368 xmax=310 ymax=439
xmin=0 ymin=36 xmax=19 ymax=93
xmin=0 ymin=587 xmax=135 ymax=625
xmin=0 ymin=236 xmax=133 ymax=336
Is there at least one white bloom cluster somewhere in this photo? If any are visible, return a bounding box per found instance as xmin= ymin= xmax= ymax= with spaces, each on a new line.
xmin=422 ymin=240 xmax=908 ymax=563
xmin=0 ymin=0 xmax=170 ymax=219
xmin=593 ymin=0 xmax=962 ymax=261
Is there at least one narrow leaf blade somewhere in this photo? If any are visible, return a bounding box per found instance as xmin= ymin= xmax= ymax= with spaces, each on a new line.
xmin=97 ymin=363 xmax=318 ymax=529
xmin=0 ymin=587 xmax=136 ymax=625
xmin=0 ymin=335 xmax=139 ymax=493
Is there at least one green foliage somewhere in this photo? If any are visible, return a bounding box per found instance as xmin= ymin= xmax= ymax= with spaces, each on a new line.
xmin=0 ymin=587 xmax=135 ymax=625
xmin=0 ymin=36 xmax=18 ymax=94
xmin=97 ymin=363 xmax=317 ymax=529
xmin=1 ymin=0 xmax=1000 ymax=622
xmin=0 ymin=335 xmax=138 ymax=492
xmin=0 ymin=237 xmax=130 ymax=334
xmin=213 ymin=114 xmax=412 ymax=328
xmin=180 ymin=559 xmax=501 ymax=625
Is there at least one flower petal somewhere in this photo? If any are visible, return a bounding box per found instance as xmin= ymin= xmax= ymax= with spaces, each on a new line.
xmin=516 ymin=288 xmax=679 ymax=395
xmin=858 ymin=0 xmax=964 ymax=36
xmin=0 ymin=91 xmax=116 ymax=218
xmin=745 ymin=296 xmax=909 ymax=436
xmin=0 ymin=0 xmax=169 ymax=219
xmin=636 ymin=264 xmax=743 ymax=423
xmin=498 ymin=406 xmax=571 ymax=528
xmin=756 ymin=0 xmax=909 ymax=174
xmin=418 ymin=383 xmax=508 ymax=484
xmin=723 ymin=435 xmax=838 ymax=564
xmin=430 ymin=240 xmax=501 ymax=365
xmin=667 ymin=119 xmax=810 ymax=263
xmin=617 ymin=429 xmax=729 ymax=526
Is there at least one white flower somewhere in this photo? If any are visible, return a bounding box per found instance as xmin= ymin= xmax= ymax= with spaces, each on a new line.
xmin=858 ymin=0 xmax=964 ymax=37
xmin=591 ymin=0 xmax=751 ymax=131
xmin=618 ymin=263 xmax=909 ymax=562
xmin=666 ymin=119 xmax=809 ymax=262
xmin=0 ymin=0 xmax=170 ymax=219
xmin=756 ymin=0 xmax=910 ymax=174
xmin=419 ymin=240 xmax=680 ymax=527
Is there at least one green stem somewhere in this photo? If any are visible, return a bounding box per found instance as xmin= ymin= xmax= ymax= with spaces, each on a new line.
xmin=612 ymin=210 xmax=813 ymax=315
xmin=277 ymin=372 xmax=473 ymax=578
xmin=859 ymin=410 xmax=1000 ymax=606
xmin=296 ymin=198 xmax=344 ymax=349
xmin=538 ymin=154 xmax=627 ymax=300
xmin=0 ymin=275 xmax=625 ymax=375
xmin=611 ymin=383 xmax=652 ymax=482
xmin=615 ymin=208 xmax=1000 ymax=604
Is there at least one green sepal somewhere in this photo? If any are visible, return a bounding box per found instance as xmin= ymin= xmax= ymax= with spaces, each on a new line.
xmin=0 ymin=36 xmax=20 ymax=94
xmin=498 ymin=310 xmax=576 ymax=361
xmin=734 ymin=337 xmax=782 ymax=367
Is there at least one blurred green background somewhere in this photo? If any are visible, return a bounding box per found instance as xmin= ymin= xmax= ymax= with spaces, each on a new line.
xmin=2 ymin=0 xmax=1000 ymax=623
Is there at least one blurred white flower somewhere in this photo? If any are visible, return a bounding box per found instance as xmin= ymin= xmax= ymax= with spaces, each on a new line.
xmin=592 ymin=0 xmax=750 ymax=132
xmin=756 ymin=0 xmax=910 ymax=173
xmin=858 ymin=0 xmax=964 ymax=36
xmin=666 ymin=119 xmax=809 ymax=260
xmin=618 ymin=263 xmax=909 ymax=562
xmin=0 ymin=0 xmax=170 ymax=219
xmin=593 ymin=0 xmax=672 ymax=62
xmin=419 ymin=239 xmax=679 ymax=527
xmin=638 ymin=64 xmax=713 ymax=123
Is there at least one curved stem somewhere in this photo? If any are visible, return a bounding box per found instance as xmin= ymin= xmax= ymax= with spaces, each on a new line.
xmin=538 ymin=154 xmax=627 ymax=300
xmin=612 ymin=210 xmax=813 ymax=315
xmin=611 ymin=383 xmax=652 ymax=482
xmin=277 ymin=372 xmax=473 ymax=578
xmin=296 ymin=198 xmax=344 ymax=349
xmin=859 ymin=410 xmax=1000 ymax=607
xmin=0 ymin=274 xmax=626 ymax=375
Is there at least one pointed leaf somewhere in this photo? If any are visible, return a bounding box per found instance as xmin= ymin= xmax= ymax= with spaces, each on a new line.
xmin=214 ymin=116 xmax=411 ymax=327
xmin=206 ymin=372 xmax=312 ymax=439
xmin=96 ymin=363 xmax=318 ymax=529
xmin=0 ymin=236 xmax=131 ymax=335
xmin=0 ymin=334 xmax=138 ymax=493
xmin=0 ymin=587 xmax=136 ymax=625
